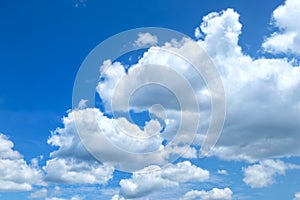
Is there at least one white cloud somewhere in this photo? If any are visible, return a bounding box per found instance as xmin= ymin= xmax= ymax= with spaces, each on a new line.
xmin=48 ymin=105 xmax=201 ymax=173
xmin=134 ymin=32 xmax=158 ymax=47
xmin=29 ymin=188 xmax=48 ymax=199
xmin=198 ymin=8 xmax=242 ymax=57
xmin=97 ymin=60 xmax=126 ymax=112
xmin=194 ymin=8 xmax=300 ymax=162
xmin=61 ymin=7 xmax=300 ymax=176
xmin=30 ymin=186 xmax=92 ymax=200
xmin=111 ymin=194 xmax=125 ymax=200
xmin=194 ymin=27 xmax=202 ymax=39
xmin=46 ymin=198 xmax=66 ymax=200
xmin=96 ymin=37 xmax=219 ymax=160
xmin=161 ymin=161 xmax=209 ymax=182
xmin=43 ymin=109 xmax=116 ymax=185
xmin=294 ymin=192 xmax=300 ymax=200
xmin=77 ymin=99 xmax=88 ymax=109
xmin=71 ymin=196 xmax=84 ymax=200
xmin=46 ymin=5 xmax=300 ymax=199
xmin=97 ymin=48 xmax=206 ymax=113
xmin=182 ymin=188 xmax=233 ymax=200
xmin=243 ymin=159 xmax=299 ymax=188
xmin=44 ymin=157 xmax=114 ymax=184
xmin=0 ymin=133 xmax=44 ymax=192
xmin=262 ymin=0 xmax=300 ymax=55
xmin=118 ymin=161 xmax=209 ymax=199
xmin=94 ymin=9 xmax=246 ymax=165
xmin=49 ymin=108 xmax=164 ymax=168
xmin=45 ymin=195 xmax=83 ymax=200
xmin=217 ymin=169 xmax=228 ymax=175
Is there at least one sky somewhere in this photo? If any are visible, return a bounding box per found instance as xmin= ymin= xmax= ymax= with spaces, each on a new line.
xmin=1 ymin=0 xmax=300 ymax=199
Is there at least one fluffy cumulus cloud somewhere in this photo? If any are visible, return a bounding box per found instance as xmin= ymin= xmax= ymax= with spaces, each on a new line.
xmin=134 ymin=32 xmax=158 ymax=47
xmin=262 ymin=0 xmax=300 ymax=55
xmin=96 ymin=35 xmax=218 ymax=161
xmin=96 ymin=44 xmax=209 ymax=114
xmin=47 ymin=103 xmax=199 ymax=172
xmin=95 ymin=6 xmax=300 ymax=164
xmin=0 ymin=133 xmax=43 ymax=191
xmin=44 ymin=157 xmax=113 ymax=184
xmin=181 ymin=188 xmax=233 ymax=200
xmin=39 ymin=1 xmax=300 ymax=199
xmin=116 ymin=161 xmax=209 ymax=199
xmin=44 ymin=110 xmax=115 ymax=184
xmin=243 ymin=159 xmax=299 ymax=188
xmin=197 ymin=8 xmax=242 ymax=57
xmin=194 ymin=8 xmax=300 ymax=162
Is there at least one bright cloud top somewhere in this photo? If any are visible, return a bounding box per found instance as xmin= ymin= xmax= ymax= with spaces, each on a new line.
xmin=196 ymin=8 xmax=300 ymax=162
xmin=263 ymin=0 xmax=300 ymax=55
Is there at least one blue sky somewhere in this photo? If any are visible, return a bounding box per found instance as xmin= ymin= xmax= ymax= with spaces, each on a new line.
xmin=1 ymin=0 xmax=300 ymax=199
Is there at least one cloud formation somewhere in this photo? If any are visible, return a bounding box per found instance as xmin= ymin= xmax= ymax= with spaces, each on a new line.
xmin=0 ymin=134 xmax=43 ymax=192
xmin=134 ymin=32 xmax=158 ymax=47
xmin=29 ymin=188 xmax=48 ymax=199
xmin=44 ymin=157 xmax=114 ymax=184
xmin=45 ymin=4 xmax=300 ymax=198
xmin=181 ymin=187 xmax=233 ymax=200
xmin=243 ymin=159 xmax=299 ymax=188
xmin=262 ymin=0 xmax=300 ymax=55
xmin=96 ymin=6 xmax=300 ymax=164
xmin=117 ymin=161 xmax=209 ymax=199
xmin=195 ymin=8 xmax=300 ymax=162
xmin=18 ymin=1 xmax=300 ymax=199
xmin=44 ymin=110 xmax=115 ymax=184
